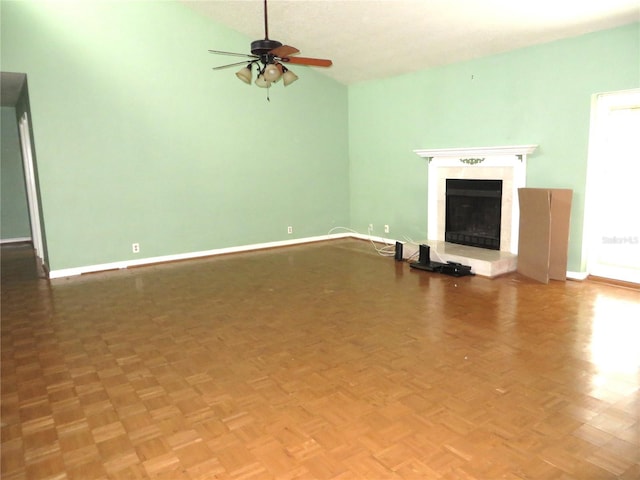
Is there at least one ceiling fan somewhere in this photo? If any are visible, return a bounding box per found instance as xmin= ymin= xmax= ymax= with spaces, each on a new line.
xmin=209 ymin=0 xmax=333 ymax=88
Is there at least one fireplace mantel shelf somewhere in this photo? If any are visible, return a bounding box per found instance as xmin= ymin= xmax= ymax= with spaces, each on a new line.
xmin=414 ymin=145 xmax=538 ymax=160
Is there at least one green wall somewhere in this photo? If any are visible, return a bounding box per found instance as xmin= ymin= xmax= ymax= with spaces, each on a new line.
xmin=0 ymin=0 xmax=349 ymax=271
xmin=349 ymin=23 xmax=640 ymax=272
xmin=1 ymin=106 xmax=31 ymax=240
xmin=1 ymin=0 xmax=638 ymax=274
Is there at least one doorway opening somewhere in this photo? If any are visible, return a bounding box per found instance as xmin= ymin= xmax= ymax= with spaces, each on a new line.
xmin=1 ymin=71 xmax=47 ymax=275
xmin=585 ymin=88 xmax=640 ymax=284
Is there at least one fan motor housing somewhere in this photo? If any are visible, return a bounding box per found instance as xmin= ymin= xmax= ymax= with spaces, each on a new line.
xmin=251 ymin=39 xmax=282 ymax=55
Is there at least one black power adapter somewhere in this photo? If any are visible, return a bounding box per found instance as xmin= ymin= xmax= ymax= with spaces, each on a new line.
xmin=394 ymin=241 xmax=403 ymax=261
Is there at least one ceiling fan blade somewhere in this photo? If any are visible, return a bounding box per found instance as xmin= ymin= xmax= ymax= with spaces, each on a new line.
xmin=270 ymin=45 xmax=299 ymax=58
xmin=212 ymin=60 xmax=256 ymax=70
xmin=209 ymin=49 xmax=259 ymax=60
xmin=281 ymin=56 xmax=333 ymax=67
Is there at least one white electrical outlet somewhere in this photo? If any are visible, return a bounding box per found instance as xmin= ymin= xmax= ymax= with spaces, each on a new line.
xmin=132 ymin=243 xmax=140 ymax=253
xmin=368 ymin=224 xmax=373 ymax=231
xmin=287 ymin=226 xmax=293 ymax=234
xmin=384 ymin=225 xmax=390 ymax=233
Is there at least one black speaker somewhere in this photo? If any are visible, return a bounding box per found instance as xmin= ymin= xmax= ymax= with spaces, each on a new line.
xmin=394 ymin=242 xmax=403 ymax=261
xmin=418 ymin=244 xmax=430 ymax=264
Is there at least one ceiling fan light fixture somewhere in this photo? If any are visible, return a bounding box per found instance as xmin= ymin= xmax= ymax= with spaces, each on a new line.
xmin=263 ymin=63 xmax=282 ymax=82
xmin=235 ymin=64 xmax=253 ymax=84
xmin=255 ymin=74 xmax=271 ymax=88
xmin=282 ymin=69 xmax=298 ymax=87
xmin=209 ymin=0 xmax=332 ymax=94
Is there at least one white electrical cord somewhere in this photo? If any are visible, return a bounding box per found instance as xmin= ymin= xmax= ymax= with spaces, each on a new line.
xmin=326 ymin=227 xmax=447 ymax=263
xmin=429 ymin=246 xmax=446 ymax=264
xmin=327 ymin=226 xmax=396 ymax=257
xmin=367 ymin=224 xmax=395 ymax=257
xmin=401 ymin=236 xmax=420 ymax=262
xmin=405 ymin=248 xmax=420 ymax=262
xmin=402 ymin=236 xmax=446 ymax=263
xmin=327 ymin=226 xmax=359 ymax=236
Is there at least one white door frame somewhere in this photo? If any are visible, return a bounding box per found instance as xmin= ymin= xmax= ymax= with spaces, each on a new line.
xmin=18 ymin=111 xmax=45 ymax=263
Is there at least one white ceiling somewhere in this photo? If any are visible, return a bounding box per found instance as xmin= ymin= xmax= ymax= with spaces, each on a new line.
xmin=1 ymin=0 xmax=637 ymax=103
xmin=183 ymin=0 xmax=640 ymax=84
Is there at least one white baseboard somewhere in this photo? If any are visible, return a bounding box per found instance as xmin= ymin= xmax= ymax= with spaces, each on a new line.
xmin=0 ymin=237 xmax=32 ymax=245
xmin=566 ymin=271 xmax=589 ymax=281
xmin=48 ymin=233 xmax=354 ymax=279
xmin=350 ymin=232 xmax=396 ymax=244
xmin=48 ymin=234 xmax=591 ymax=282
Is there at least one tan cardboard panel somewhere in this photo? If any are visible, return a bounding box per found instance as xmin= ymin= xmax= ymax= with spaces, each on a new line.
xmin=517 ymin=188 xmax=551 ymax=283
xmin=548 ymin=189 xmax=573 ymax=280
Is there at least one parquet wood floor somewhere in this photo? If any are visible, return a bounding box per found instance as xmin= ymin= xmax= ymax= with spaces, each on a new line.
xmin=1 ymin=240 xmax=639 ymax=479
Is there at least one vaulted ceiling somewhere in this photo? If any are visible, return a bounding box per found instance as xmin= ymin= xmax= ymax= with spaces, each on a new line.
xmin=183 ymin=0 xmax=640 ymax=84
xmin=2 ymin=1 xmax=638 ymax=104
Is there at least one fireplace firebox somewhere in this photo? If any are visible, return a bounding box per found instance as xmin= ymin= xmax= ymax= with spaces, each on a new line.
xmin=445 ymin=179 xmax=503 ymax=250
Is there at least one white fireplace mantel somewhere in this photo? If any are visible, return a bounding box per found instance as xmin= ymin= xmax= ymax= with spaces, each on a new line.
xmin=414 ymin=145 xmax=538 ymax=254
xmin=414 ymin=144 xmax=538 ymax=161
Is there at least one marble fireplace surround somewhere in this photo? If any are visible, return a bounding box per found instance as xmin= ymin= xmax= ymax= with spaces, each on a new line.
xmin=413 ymin=145 xmax=538 ymax=276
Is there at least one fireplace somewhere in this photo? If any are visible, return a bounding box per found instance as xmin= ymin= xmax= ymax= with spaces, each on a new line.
xmin=413 ymin=145 xmax=537 ymax=255
xmin=445 ymin=179 xmax=503 ymax=250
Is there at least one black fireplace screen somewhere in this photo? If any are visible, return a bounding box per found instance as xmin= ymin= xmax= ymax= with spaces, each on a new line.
xmin=445 ymin=179 xmax=502 ymax=250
